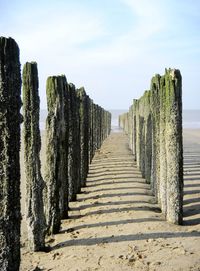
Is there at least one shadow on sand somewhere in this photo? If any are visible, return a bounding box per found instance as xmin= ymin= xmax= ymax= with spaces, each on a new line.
xmin=52 ymin=231 xmax=200 ymax=250
xmin=183 ymin=142 xmax=200 ymax=225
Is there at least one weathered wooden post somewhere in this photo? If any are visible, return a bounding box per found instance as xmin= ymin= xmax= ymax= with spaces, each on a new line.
xmin=77 ymin=87 xmax=89 ymax=187
xmin=68 ymin=83 xmax=81 ymax=201
xmin=0 ymin=37 xmax=22 ymax=270
xmin=100 ymin=107 xmax=103 ymax=145
xmin=89 ymin=99 xmax=94 ymax=163
xmin=73 ymin=86 xmax=81 ymax=193
xmin=93 ymin=103 xmax=98 ymax=154
xmin=101 ymin=109 xmax=105 ymax=142
xmin=104 ymin=110 xmax=107 ymax=140
xmin=58 ymin=79 xmax=69 ymax=220
xmin=22 ymin=62 xmax=46 ymax=251
xmin=135 ymin=101 xmax=141 ymax=169
xmin=150 ymin=75 xmax=161 ymax=200
xmin=45 ymin=75 xmax=68 ymax=234
xmin=165 ymin=69 xmax=183 ymax=224
xmin=139 ymin=100 xmax=145 ymax=178
xmin=85 ymin=95 xmax=90 ymax=171
xmin=68 ymin=83 xmax=76 ymax=201
xmin=143 ymin=91 xmax=152 ymax=184
xmin=96 ymin=105 xmax=100 ymax=149
xmin=108 ymin=112 xmax=111 ymax=136
xmin=128 ymin=104 xmax=133 ymax=151
xmin=159 ymin=75 xmax=167 ymax=217
xmin=132 ymin=99 xmax=137 ymax=161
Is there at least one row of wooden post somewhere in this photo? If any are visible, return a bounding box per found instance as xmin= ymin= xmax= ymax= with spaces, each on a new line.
xmin=119 ymin=69 xmax=183 ymax=225
xmin=0 ymin=37 xmax=111 ymax=270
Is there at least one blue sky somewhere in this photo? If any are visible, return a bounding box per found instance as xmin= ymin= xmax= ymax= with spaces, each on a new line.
xmin=1 ymin=0 xmax=200 ymax=109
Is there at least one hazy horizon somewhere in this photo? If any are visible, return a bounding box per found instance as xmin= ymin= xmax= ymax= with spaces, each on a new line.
xmin=39 ymin=109 xmax=200 ymax=129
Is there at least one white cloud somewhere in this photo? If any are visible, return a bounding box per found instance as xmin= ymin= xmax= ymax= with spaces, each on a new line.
xmin=14 ymin=0 xmax=169 ymax=109
xmin=68 ymin=0 xmax=168 ymax=66
xmin=2 ymin=0 xmax=199 ymax=109
xmin=121 ymin=0 xmax=167 ymax=38
xmin=9 ymin=0 xmax=168 ymax=70
xmin=14 ymin=11 xmax=106 ymax=55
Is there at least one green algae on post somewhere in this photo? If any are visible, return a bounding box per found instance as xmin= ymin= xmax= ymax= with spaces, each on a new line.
xmin=22 ymin=62 xmax=46 ymax=251
xmin=119 ymin=68 xmax=183 ymax=225
xmin=77 ymin=87 xmax=89 ymax=187
xmin=0 ymin=36 xmax=22 ymax=271
xmin=45 ymin=75 xmax=68 ymax=235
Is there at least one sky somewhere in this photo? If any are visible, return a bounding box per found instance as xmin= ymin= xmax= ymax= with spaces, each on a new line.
xmin=1 ymin=0 xmax=200 ymax=110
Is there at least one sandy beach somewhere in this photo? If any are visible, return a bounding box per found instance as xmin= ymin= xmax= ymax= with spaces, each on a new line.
xmin=20 ymin=128 xmax=200 ymax=271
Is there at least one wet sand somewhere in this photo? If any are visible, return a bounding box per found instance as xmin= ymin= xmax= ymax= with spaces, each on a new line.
xmin=20 ymin=129 xmax=200 ymax=271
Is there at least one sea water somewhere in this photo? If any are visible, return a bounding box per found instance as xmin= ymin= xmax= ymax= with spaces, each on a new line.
xmin=110 ymin=109 xmax=200 ymax=130
xmin=39 ymin=109 xmax=200 ymax=131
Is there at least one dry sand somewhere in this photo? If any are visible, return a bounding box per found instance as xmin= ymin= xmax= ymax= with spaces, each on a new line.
xmin=20 ymin=128 xmax=200 ymax=271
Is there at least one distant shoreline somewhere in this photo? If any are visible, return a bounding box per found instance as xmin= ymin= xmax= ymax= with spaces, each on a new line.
xmin=39 ymin=109 xmax=200 ymax=130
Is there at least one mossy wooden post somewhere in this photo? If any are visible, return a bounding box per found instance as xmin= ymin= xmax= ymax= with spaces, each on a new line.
xmin=105 ymin=110 xmax=108 ymax=139
xmin=128 ymin=105 xmax=133 ymax=151
xmin=101 ymin=109 xmax=106 ymax=143
xmin=101 ymin=108 xmax=103 ymax=142
xmin=110 ymin=112 xmax=111 ymax=133
xmin=99 ymin=106 xmax=103 ymax=147
xmin=123 ymin=112 xmax=128 ymax=134
xmin=165 ymin=69 xmax=183 ymax=224
xmin=132 ymin=99 xmax=137 ymax=161
xmin=100 ymin=107 xmax=104 ymax=144
xmin=89 ymin=99 xmax=94 ymax=163
xmin=92 ymin=103 xmax=95 ymax=156
xmin=122 ymin=113 xmax=126 ymax=131
xmin=144 ymin=91 xmax=152 ymax=184
xmin=99 ymin=106 xmax=102 ymax=147
xmin=123 ymin=113 xmax=127 ymax=134
xmin=95 ymin=104 xmax=98 ymax=151
xmin=121 ymin=113 xmax=125 ymax=131
xmin=159 ymin=75 xmax=167 ymax=217
xmin=135 ymin=101 xmax=141 ymax=170
xmin=134 ymin=107 xmax=139 ymax=163
xmin=150 ymin=75 xmax=161 ymax=200
xmin=68 ymin=83 xmax=81 ymax=200
xmin=106 ymin=110 xmax=110 ymax=138
xmin=68 ymin=83 xmax=75 ymax=201
xmin=118 ymin=115 xmax=121 ymax=128
xmin=96 ymin=105 xmax=100 ymax=149
xmin=22 ymin=62 xmax=46 ymax=251
xmin=0 ymin=37 xmax=22 ymax=271
xmin=85 ymin=95 xmax=90 ymax=173
xmin=124 ymin=113 xmax=127 ymax=132
xmin=70 ymin=84 xmax=81 ymax=194
xmin=108 ymin=112 xmax=111 ymax=136
xmin=59 ymin=78 xmax=69 ymax=220
xmin=45 ymin=75 xmax=68 ymax=234
xmin=131 ymin=104 xmax=134 ymax=152
xmin=77 ymin=87 xmax=89 ymax=187
xmin=139 ymin=102 xmax=145 ymax=178
xmin=105 ymin=111 xmax=109 ymax=139
xmin=96 ymin=105 xmax=99 ymax=148
xmin=126 ymin=112 xmax=129 ymax=135
xmin=103 ymin=108 xmax=105 ymax=143
xmin=92 ymin=103 xmax=97 ymax=155
xmin=102 ymin=110 xmax=105 ymax=142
